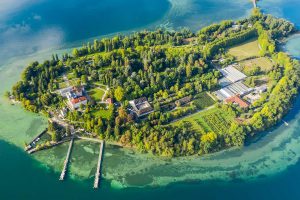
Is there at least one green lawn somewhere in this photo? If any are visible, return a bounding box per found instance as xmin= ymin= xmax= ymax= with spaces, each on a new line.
xmin=173 ymin=107 xmax=233 ymax=135
xmin=228 ymin=39 xmax=260 ymax=61
xmin=239 ymin=57 xmax=274 ymax=73
xmin=91 ymin=108 xmax=112 ymax=120
xmin=88 ymin=88 xmax=105 ymax=101
xmin=93 ymin=82 xmax=108 ymax=90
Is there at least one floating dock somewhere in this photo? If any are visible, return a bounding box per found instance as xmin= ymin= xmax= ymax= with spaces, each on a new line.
xmin=94 ymin=141 xmax=104 ymax=189
xmin=27 ymin=139 xmax=71 ymax=154
xmin=25 ymin=129 xmax=47 ymax=151
xmin=59 ymin=137 xmax=74 ymax=181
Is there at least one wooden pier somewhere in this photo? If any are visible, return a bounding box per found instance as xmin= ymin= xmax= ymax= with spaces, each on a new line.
xmin=93 ymin=141 xmax=104 ymax=189
xmin=252 ymin=0 xmax=257 ymax=8
xmin=59 ymin=137 xmax=74 ymax=181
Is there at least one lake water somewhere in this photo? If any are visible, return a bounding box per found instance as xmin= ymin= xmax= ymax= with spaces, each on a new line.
xmin=1 ymin=0 xmax=300 ymax=199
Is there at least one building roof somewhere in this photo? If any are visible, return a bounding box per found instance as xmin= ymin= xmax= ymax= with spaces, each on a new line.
xmin=129 ymin=97 xmax=153 ymax=117
xmin=219 ymin=77 xmax=232 ymax=87
xmin=71 ymin=96 xmax=87 ymax=105
xmin=256 ymin=85 xmax=268 ymax=93
xmin=60 ymin=86 xmax=73 ymax=96
xmin=225 ymin=96 xmax=249 ymax=108
xmin=220 ymin=66 xmax=247 ymax=83
xmin=72 ymin=86 xmax=84 ymax=93
xmin=215 ymin=81 xmax=253 ymax=101
xmin=132 ymin=97 xmax=147 ymax=105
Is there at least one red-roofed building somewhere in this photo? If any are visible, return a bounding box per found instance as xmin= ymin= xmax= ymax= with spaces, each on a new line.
xmin=66 ymin=86 xmax=88 ymax=110
xmin=225 ymin=95 xmax=249 ymax=108
xmin=69 ymin=96 xmax=87 ymax=110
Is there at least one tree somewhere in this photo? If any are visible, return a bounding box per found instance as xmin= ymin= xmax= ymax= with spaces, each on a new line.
xmin=81 ymin=75 xmax=88 ymax=84
xmin=186 ymin=65 xmax=192 ymax=77
xmin=51 ymin=131 xmax=61 ymax=142
xmin=114 ymin=125 xmax=120 ymax=138
xmin=114 ymin=86 xmax=124 ymax=102
xmin=72 ymin=49 xmax=80 ymax=57
xmin=105 ymin=125 xmax=112 ymax=139
xmin=200 ymin=132 xmax=217 ymax=154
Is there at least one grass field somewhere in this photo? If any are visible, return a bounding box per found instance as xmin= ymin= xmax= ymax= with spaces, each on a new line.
xmin=88 ymin=88 xmax=105 ymax=101
xmin=91 ymin=108 xmax=112 ymax=119
xmin=239 ymin=57 xmax=274 ymax=73
xmin=193 ymin=92 xmax=215 ymax=109
xmin=228 ymin=39 xmax=260 ymax=61
xmin=173 ymin=107 xmax=233 ymax=135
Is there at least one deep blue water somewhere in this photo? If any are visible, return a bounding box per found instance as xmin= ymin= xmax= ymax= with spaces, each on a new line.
xmin=0 ymin=0 xmax=170 ymax=62
xmin=1 ymin=139 xmax=300 ymax=200
xmin=6 ymin=0 xmax=170 ymax=41
xmin=2 ymin=0 xmax=300 ymax=199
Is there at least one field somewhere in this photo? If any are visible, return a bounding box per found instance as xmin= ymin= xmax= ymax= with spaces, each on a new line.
xmin=173 ymin=107 xmax=233 ymax=135
xmin=228 ymin=39 xmax=260 ymax=61
xmin=239 ymin=57 xmax=274 ymax=73
xmin=91 ymin=107 xmax=112 ymax=119
xmin=88 ymin=88 xmax=105 ymax=101
xmin=193 ymin=92 xmax=215 ymax=109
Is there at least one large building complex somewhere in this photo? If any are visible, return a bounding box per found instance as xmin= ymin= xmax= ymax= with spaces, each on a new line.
xmin=215 ymin=65 xmax=253 ymax=106
xmin=65 ymin=86 xmax=88 ymax=110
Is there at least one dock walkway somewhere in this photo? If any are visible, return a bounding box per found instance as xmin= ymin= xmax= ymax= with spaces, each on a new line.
xmin=252 ymin=0 xmax=257 ymax=8
xmin=59 ymin=137 xmax=74 ymax=181
xmin=25 ymin=129 xmax=47 ymax=151
xmin=94 ymin=141 xmax=104 ymax=189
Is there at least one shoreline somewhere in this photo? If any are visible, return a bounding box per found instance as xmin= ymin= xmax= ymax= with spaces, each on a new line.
xmin=5 ymin=11 xmax=299 ymax=157
xmin=2 ymin=1 xmax=300 ymax=190
xmin=279 ymin=31 xmax=300 ymax=58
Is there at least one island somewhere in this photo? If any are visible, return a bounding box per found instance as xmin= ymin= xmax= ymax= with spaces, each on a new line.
xmin=9 ymin=8 xmax=300 ymax=158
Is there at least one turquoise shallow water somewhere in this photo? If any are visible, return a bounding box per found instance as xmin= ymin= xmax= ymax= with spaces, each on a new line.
xmin=2 ymin=0 xmax=300 ymax=199
xmin=285 ymin=35 xmax=300 ymax=59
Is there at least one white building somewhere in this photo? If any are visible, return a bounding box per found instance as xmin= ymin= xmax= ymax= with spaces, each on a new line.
xmin=215 ymin=66 xmax=252 ymax=101
xmin=65 ymin=86 xmax=87 ymax=110
xmin=219 ymin=65 xmax=247 ymax=83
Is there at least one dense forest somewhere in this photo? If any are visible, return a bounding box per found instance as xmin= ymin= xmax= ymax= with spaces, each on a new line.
xmin=11 ymin=9 xmax=299 ymax=157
